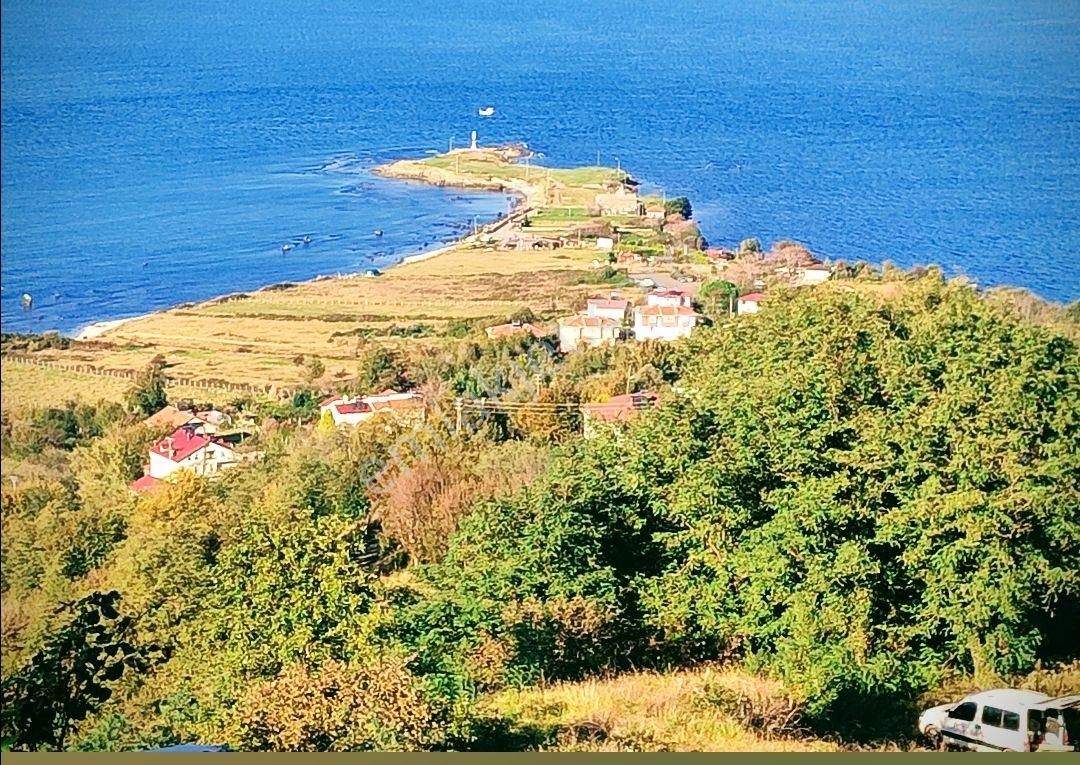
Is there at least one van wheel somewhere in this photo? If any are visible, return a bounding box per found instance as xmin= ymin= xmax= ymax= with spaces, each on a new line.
xmin=924 ymin=726 xmax=944 ymax=751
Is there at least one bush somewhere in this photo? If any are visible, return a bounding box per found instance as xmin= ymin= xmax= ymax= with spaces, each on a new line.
xmin=222 ymin=656 xmax=473 ymax=751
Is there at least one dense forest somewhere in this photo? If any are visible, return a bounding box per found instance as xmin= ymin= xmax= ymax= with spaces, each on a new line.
xmin=2 ymin=270 xmax=1078 ymax=750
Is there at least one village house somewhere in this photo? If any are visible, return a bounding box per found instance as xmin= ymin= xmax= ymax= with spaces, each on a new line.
xmin=129 ymin=423 xmax=237 ymax=491
xmin=645 ymin=289 xmax=693 ymax=309
xmin=319 ymin=389 xmax=425 ymax=427
xmin=593 ymin=188 xmax=643 ymax=217
xmin=774 ymin=263 xmax=832 ymax=286
xmin=485 ymin=321 xmax=548 ymax=340
xmin=644 ymin=203 xmax=666 ymax=222
xmin=738 ymin=292 xmax=765 ymax=314
xmin=586 ymin=297 xmax=630 ymax=323
xmin=143 ymin=405 xmax=228 ymax=434
xmin=581 ymin=390 xmax=659 ymax=438
xmin=557 ymin=314 xmax=623 ymax=352
xmin=633 ymin=304 xmax=702 ymax=342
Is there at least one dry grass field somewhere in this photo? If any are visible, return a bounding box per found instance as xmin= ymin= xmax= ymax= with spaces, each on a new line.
xmin=2 ymin=242 xmax=638 ymax=411
xmin=1 ymin=148 xmax=649 ymax=412
xmin=485 ymin=667 xmax=843 ymax=752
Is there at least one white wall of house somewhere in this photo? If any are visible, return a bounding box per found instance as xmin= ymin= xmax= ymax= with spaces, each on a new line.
xmin=646 ymin=293 xmax=692 ymax=309
xmin=633 ymin=312 xmax=697 ymax=341
xmin=147 ymin=443 xmax=236 ymax=479
xmin=586 ymin=304 xmax=627 ymax=322
xmin=330 ymin=408 xmax=375 ymax=427
xmin=737 ymin=298 xmax=761 ymax=314
xmin=559 ymin=322 xmax=620 ymax=352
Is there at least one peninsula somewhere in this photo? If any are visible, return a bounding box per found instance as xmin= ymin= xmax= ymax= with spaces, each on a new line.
xmin=2 ymin=145 xmax=711 ymax=408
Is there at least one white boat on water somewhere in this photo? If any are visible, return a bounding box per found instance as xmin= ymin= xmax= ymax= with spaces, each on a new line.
xmin=478 ymin=106 xmax=495 ymax=117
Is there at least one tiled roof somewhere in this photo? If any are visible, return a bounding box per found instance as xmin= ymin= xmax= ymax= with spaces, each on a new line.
xmin=582 ymin=391 xmax=659 ymax=423
xmin=150 ymin=425 xmax=230 ymax=463
xmin=635 ymin=305 xmax=699 ymax=317
xmin=560 ymin=314 xmax=621 ymax=328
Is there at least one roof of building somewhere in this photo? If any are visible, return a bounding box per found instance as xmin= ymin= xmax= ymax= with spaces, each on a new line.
xmin=635 ymin=305 xmax=700 ymax=317
xmin=582 ymin=391 xmax=659 ymax=423
xmin=739 ymin=292 xmax=766 ymax=302
xmin=560 ymin=314 xmax=621 ymax=328
xmin=144 ymin=405 xmax=202 ymax=430
xmin=486 ymin=322 xmax=547 ymax=339
xmin=587 ymin=298 xmax=630 ymax=311
xmin=150 ymin=425 xmax=231 ymax=463
xmin=368 ymin=395 xmax=424 ymax=412
xmin=651 ymin=289 xmax=690 ymax=299
xmin=335 ymin=401 xmax=373 ymax=415
xmin=129 ymin=474 xmax=163 ymax=492
xmin=319 ymin=395 xmax=343 ymax=409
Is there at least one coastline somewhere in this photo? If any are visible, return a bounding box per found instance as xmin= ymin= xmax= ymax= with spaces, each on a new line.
xmin=63 ymin=147 xmax=543 ymax=340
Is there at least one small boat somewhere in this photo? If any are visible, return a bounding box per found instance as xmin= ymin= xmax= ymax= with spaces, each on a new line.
xmin=373 ymin=229 xmax=383 ymax=237
xmin=303 ymin=235 xmax=312 ymax=245
xmin=281 ymin=243 xmax=294 ymax=253
xmin=478 ymin=106 xmax=495 ymax=117
xmin=21 ymin=293 xmax=33 ymax=309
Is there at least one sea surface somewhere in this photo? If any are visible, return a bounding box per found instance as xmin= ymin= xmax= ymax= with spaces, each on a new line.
xmin=3 ymin=0 xmax=1079 ymax=334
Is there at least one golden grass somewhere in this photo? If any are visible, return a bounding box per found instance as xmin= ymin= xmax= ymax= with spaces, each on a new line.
xmin=0 ymin=361 xmax=250 ymax=413
xmin=485 ymin=667 xmax=840 ymax=752
xmin=3 ymin=242 xmax=634 ymax=400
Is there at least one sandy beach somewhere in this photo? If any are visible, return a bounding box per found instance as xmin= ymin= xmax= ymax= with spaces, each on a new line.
xmin=74 ymin=315 xmax=150 ymax=340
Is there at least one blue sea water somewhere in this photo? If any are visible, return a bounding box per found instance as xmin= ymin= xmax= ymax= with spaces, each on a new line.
xmin=2 ymin=0 xmax=1079 ymax=334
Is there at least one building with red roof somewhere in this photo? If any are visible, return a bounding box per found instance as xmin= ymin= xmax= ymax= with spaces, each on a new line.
xmin=318 ymin=389 xmax=424 ymax=427
xmin=129 ymin=423 xmax=237 ymax=491
xmin=646 ymin=289 xmax=693 ymax=309
xmin=581 ymin=391 xmax=659 ymax=438
xmin=737 ymin=292 xmax=766 ymax=314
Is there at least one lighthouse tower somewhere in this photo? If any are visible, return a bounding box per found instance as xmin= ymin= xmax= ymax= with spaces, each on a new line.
xmin=470 ymin=130 xmax=478 ymax=150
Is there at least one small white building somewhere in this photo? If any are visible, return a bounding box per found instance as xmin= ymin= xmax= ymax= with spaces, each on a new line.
xmin=797 ymin=265 xmax=832 ymax=286
xmin=595 ymin=236 xmax=614 ymax=252
xmin=644 ymin=204 xmax=666 ymax=222
xmin=586 ymin=297 xmax=630 ymax=323
xmin=558 ymin=314 xmax=623 ymax=352
xmin=145 ymin=425 xmax=236 ymax=481
xmin=319 ymin=390 xmax=424 ymax=427
xmin=633 ymin=305 xmax=701 ymax=342
xmin=737 ymin=292 xmax=765 ymax=314
xmin=645 ymin=289 xmax=693 ymax=309
xmin=594 ymin=189 xmax=643 ymax=217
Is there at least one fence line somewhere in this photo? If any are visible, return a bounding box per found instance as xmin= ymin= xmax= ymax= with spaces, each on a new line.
xmin=1 ymin=354 xmax=296 ymax=398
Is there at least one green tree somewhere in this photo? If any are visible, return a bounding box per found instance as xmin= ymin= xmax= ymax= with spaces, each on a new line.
xmin=738 ymin=238 xmax=761 ymax=256
xmin=664 ymin=197 xmax=692 ymax=220
xmin=697 ymin=279 xmax=739 ymax=319
xmin=125 ymin=356 xmax=168 ymax=416
xmin=1 ymin=591 xmax=158 ymax=750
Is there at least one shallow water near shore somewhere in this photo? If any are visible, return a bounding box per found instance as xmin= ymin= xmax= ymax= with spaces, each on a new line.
xmin=2 ymin=0 xmax=1078 ymax=334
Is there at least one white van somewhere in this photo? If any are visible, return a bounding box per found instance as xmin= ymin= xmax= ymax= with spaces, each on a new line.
xmin=918 ymin=689 xmax=1079 ymax=752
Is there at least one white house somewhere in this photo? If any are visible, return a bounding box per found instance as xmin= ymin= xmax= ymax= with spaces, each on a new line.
xmin=645 ymin=289 xmax=693 ymax=309
xmin=586 ymin=297 xmax=629 ymax=323
xmin=594 ymin=189 xmax=643 ymax=217
xmin=797 ymin=264 xmax=832 ymax=285
xmin=737 ymin=292 xmax=765 ymax=314
xmin=558 ymin=314 xmax=623 ymax=352
xmin=595 ymin=236 xmax=614 ymax=252
xmin=141 ymin=424 xmax=236 ymax=483
xmin=633 ymin=305 xmax=701 ymax=342
xmin=319 ymin=389 xmax=424 ymax=427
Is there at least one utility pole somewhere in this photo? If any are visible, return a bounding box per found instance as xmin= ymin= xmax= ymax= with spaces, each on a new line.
xmin=455 ymin=398 xmax=463 ymax=435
